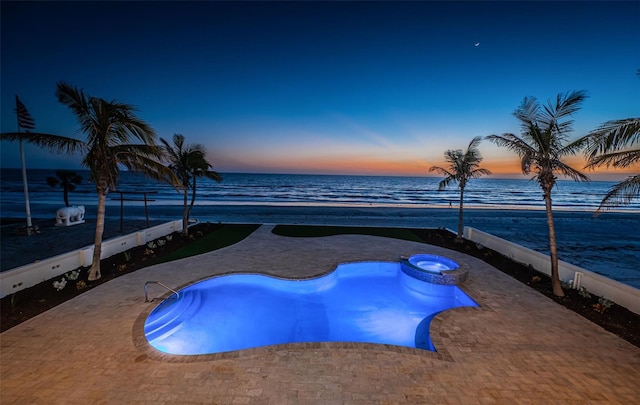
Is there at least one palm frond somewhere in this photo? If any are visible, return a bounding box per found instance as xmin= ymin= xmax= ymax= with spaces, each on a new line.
xmin=486 ymin=133 xmax=535 ymax=157
xmin=513 ymin=96 xmax=539 ymax=131
xmin=520 ymin=153 xmax=534 ymax=175
xmin=56 ymin=82 xmax=92 ymax=129
xmin=467 ymin=135 xmax=483 ymax=151
xmin=119 ymin=115 xmax=157 ymax=145
xmin=0 ymin=132 xmax=87 ymax=154
xmin=428 ymin=166 xmax=453 ymax=178
xmin=160 ymin=137 xmax=182 ymax=163
xmin=583 ymin=118 xmax=640 ymax=160
xmin=194 ymin=169 xmax=222 ymax=182
xmin=117 ymin=151 xmax=177 ymax=185
xmin=561 ymin=135 xmax=591 ymax=157
xmin=111 ymin=144 xmax=165 ymax=159
xmin=586 ymin=148 xmax=640 ymax=169
xmin=554 ymin=160 xmax=590 ymax=182
xmin=540 ymin=90 xmax=588 ymax=133
xmin=437 ymin=176 xmax=457 ymax=191
xmin=596 ymin=174 xmax=640 ymax=213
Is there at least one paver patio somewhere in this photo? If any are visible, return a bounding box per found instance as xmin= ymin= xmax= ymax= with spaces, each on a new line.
xmin=1 ymin=225 xmax=639 ymax=404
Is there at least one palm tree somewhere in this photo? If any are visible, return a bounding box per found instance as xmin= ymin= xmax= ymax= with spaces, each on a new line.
xmin=1 ymin=82 xmax=172 ymax=281
xmin=429 ymin=136 xmax=491 ymax=240
xmin=46 ymin=169 xmax=82 ymax=207
xmin=161 ymin=134 xmax=221 ymax=236
xmin=486 ymin=90 xmax=590 ymax=297
xmin=582 ymin=118 xmax=640 ymax=212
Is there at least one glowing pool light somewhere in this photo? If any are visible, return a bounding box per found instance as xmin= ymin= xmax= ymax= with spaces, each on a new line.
xmin=144 ymin=261 xmax=477 ymax=355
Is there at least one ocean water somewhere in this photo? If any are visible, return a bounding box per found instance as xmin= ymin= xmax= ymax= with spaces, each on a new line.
xmin=2 ymin=169 xmax=639 ymax=211
xmin=2 ymin=169 xmax=639 ymax=288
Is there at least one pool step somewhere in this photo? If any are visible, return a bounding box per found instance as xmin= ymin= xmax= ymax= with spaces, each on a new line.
xmin=144 ymin=290 xmax=202 ymax=342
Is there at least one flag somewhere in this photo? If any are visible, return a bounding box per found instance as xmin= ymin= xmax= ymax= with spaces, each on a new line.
xmin=15 ymin=95 xmax=35 ymax=130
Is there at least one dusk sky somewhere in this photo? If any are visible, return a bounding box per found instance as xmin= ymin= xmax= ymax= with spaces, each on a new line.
xmin=1 ymin=1 xmax=638 ymax=180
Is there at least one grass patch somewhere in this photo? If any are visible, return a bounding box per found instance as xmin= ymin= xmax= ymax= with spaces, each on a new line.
xmin=272 ymin=224 xmax=424 ymax=243
xmin=152 ymin=223 xmax=260 ymax=264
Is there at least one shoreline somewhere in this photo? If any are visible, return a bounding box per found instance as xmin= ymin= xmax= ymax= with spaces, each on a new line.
xmin=3 ymin=200 xmax=640 ymax=217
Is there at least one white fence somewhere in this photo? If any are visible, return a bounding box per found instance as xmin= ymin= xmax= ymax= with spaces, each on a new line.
xmin=464 ymin=226 xmax=640 ymax=315
xmin=1 ymin=220 xmax=183 ymax=298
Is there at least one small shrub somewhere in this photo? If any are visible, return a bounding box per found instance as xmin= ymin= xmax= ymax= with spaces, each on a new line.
xmin=578 ymin=286 xmax=591 ymax=299
xmin=157 ymin=239 xmax=166 ymax=247
xmin=76 ymin=281 xmax=87 ymax=290
xmin=123 ymin=250 xmax=132 ymax=262
xmin=594 ymin=297 xmax=614 ymax=314
xmin=53 ymin=278 xmax=67 ymax=291
xmin=117 ymin=264 xmax=127 ymax=272
xmin=144 ymin=248 xmax=155 ymax=256
xmin=65 ymin=270 xmax=80 ymax=281
xmin=147 ymin=241 xmax=157 ymax=249
xmin=165 ymin=235 xmax=173 ymax=242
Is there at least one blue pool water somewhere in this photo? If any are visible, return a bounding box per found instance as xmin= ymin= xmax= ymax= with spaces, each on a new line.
xmin=144 ymin=262 xmax=478 ymax=355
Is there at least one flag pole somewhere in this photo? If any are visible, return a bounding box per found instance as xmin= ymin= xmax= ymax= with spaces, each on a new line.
xmin=19 ymin=139 xmax=34 ymax=234
xmin=15 ymin=95 xmax=34 ymax=235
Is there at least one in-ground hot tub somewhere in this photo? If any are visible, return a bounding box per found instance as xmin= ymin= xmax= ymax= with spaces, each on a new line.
xmin=408 ymin=254 xmax=459 ymax=273
xmin=400 ymin=254 xmax=469 ymax=285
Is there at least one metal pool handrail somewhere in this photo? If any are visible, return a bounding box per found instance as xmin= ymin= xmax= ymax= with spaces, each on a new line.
xmin=144 ymin=281 xmax=179 ymax=302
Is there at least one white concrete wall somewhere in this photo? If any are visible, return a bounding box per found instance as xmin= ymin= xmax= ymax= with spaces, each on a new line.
xmin=463 ymin=226 xmax=640 ymax=315
xmin=1 ymin=220 xmax=182 ymax=298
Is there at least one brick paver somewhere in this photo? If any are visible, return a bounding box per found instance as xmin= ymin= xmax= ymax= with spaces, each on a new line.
xmin=1 ymin=225 xmax=639 ymax=404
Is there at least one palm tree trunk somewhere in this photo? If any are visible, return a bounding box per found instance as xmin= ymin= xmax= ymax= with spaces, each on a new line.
xmin=456 ymin=187 xmax=465 ymax=240
xmin=88 ymin=191 xmax=106 ymax=281
xmin=188 ymin=176 xmax=197 ymax=220
xmin=543 ymin=189 xmax=564 ymax=297
xmin=182 ymin=188 xmax=189 ymax=236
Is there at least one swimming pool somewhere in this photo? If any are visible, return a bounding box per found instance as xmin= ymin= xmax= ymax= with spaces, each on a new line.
xmin=144 ymin=261 xmax=478 ymax=355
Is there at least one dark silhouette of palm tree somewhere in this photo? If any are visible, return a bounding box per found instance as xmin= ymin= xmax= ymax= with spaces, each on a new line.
xmin=46 ymin=170 xmax=82 ymax=207
xmin=486 ymin=90 xmax=590 ymax=297
xmin=429 ymin=136 xmax=491 ymax=240
xmin=161 ymin=134 xmax=221 ymax=236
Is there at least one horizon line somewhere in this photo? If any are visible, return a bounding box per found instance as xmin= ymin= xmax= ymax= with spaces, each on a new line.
xmin=0 ymin=166 xmax=634 ymax=182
